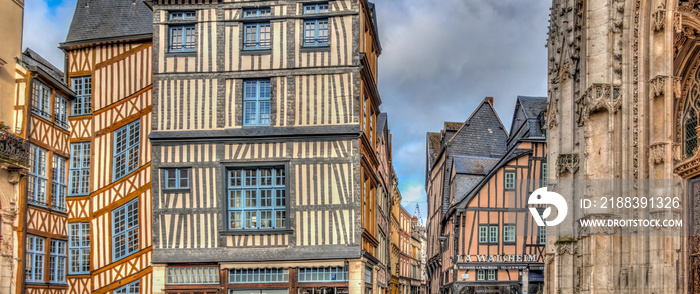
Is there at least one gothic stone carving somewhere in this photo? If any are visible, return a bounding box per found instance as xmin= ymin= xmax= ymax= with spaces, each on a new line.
xmin=576 ymin=84 xmax=622 ymax=126
xmin=649 ymin=142 xmax=668 ymax=164
xmin=650 ymin=75 xmax=668 ymax=98
xmin=653 ymin=1 xmax=667 ymax=31
xmin=557 ymin=154 xmax=580 ymax=174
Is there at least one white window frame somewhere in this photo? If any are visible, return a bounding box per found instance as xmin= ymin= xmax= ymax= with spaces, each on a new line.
xmin=69 ymin=222 xmax=90 ymax=274
xmin=28 ymin=145 xmax=48 ymax=206
xmin=26 ymin=235 xmax=45 ymax=282
xmin=52 ymin=155 xmax=67 ymax=212
xmin=49 ymin=239 xmax=67 ymax=284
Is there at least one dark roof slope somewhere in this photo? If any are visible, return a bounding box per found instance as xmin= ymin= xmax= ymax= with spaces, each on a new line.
xmin=518 ymin=96 xmax=547 ymax=118
xmin=453 ymin=155 xmax=500 ymax=175
xmin=20 ymin=49 xmax=74 ymax=96
xmin=508 ymin=96 xmax=547 ymax=144
xmin=21 ymin=49 xmax=64 ymax=82
xmin=446 ymin=98 xmax=508 ymax=158
xmin=63 ymin=0 xmax=153 ymax=46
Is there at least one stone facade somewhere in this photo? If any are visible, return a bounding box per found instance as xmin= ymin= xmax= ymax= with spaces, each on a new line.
xmin=545 ymin=0 xmax=696 ymax=293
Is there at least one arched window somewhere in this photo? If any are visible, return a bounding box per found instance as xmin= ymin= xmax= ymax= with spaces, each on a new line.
xmin=686 ymin=109 xmax=697 ymax=158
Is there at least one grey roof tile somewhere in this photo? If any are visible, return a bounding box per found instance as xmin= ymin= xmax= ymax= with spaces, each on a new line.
xmin=64 ymin=0 xmax=153 ymax=46
xmin=452 ymin=155 xmax=500 ymax=175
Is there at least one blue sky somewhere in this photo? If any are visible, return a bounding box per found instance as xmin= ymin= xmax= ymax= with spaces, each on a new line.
xmin=23 ymin=0 xmax=550 ymax=224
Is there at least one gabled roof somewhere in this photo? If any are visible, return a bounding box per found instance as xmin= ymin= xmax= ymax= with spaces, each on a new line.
xmin=508 ymin=96 xmax=547 ymax=143
xmin=20 ymin=49 xmax=74 ymax=96
xmin=445 ymin=98 xmax=508 ymax=158
xmin=62 ymin=0 xmax=153 ymax=47
xmin=518 ymin=96 xmax=547 ymax=119
xmin=22 ymin=49 xmax=64 ymax=83
xmin=447 ymin=147 xmax=533 ymax=217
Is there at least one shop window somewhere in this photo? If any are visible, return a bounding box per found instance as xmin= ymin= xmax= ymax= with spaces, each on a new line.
xmin=298 ymin=266 xmax=348 ymax=282
xmin=167 ymin=266 xmax=219 ymax=284
xmin=229 ymin=268 xmax=288 ymax=283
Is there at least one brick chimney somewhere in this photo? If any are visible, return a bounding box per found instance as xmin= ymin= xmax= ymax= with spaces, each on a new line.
xmin=486 ymin=96 xmax=494 ymax=105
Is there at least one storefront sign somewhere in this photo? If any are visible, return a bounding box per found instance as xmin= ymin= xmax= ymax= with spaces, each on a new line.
xmin=457 ymin=265 xmax=527 ymax=270
xmin=457 ymin=254 xmax=538 ymax=263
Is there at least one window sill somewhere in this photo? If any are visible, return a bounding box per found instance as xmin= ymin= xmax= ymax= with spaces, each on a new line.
xmin=241 ymin=49 xmax=272 ymax=55
xmin=165 ymin=51 xmax=197 ymax=57
xmin=300 ymin=45 xmax=331 ymax=53
xmin=162 ymin=188 xmax=191 ymax=194
xmin=220 ymin=229 xmax=293 ymax=236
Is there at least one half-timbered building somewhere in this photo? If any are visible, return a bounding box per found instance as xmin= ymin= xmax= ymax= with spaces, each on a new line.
xmin=426 ymin=97 xmax=547 ymax=294
xmin=14 ymin=48 xmax=76 ymax=294
xmin=149 ymin=1 xmax=383 ymax=294
xmin=59 ymin=1 xmax=155 ymax=293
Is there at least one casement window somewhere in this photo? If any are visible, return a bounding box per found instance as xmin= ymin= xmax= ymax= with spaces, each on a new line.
xmin=478 ymin=224 xmax=498 ymax=244
xmin=504 ymin=171 xmax=516 ymax=190
xmin=243 ymin=22 xmax=271 ymax=50
xmin=539 ymin=225 xmax=546 ymax=244
xmin=31 ymin=80 xmax=51 ymax=118
xmin=244 ymin=7 xmax=271 ymax=18
xmin=68 ymin=222 xmax=90 ymax=274
xmin=26 ymin=235 xmax=45 ymax=282
xmin=113 ymin=120 xmax=140 ymax=180
xmin=243 ymin=79 xmax=271 ymax=126
xmin=541 ymin=162 xmax=547 ymax=187
xmin=114 ymin=280 xmax=140 ymax=294
xmin=487 ymin=269 xmax=497 ymax=280
xmin=303 ymin=19 xmax=329 ymax=47
xmin=170 ymin=24 xmax=196 ymax=52
xmin=69 ymin=142 xmax=90 ymax=196
xmin=167 ymin=266 xmax=220 ymax=284
xmin=302 ymin=2 xmax=329 ymax=47
xmin=28 ymin=145 xmax=48 ymax=206
xmin=169 ymin=11 xmax=196 ymax=52
xmin=227 ymin=166 xmax=286 ymax=230
xmin=364 ymin=266 xmax=372 ymax=284
xmin=49 ymin=240 xmax=67 ymax=284
xmin=229 ymin=268 xmax=288 ymax=283
xmin=476 ymin=269 xmax=496 ymax=281
xmin=303 ymin=2 xmax=329 ymax=14
xmin=71 ymin=76 xmax=91 ymax=115
xmin=503 ymin=225 xmax=516 ymax=243
xmin=55 ymin=94 xmax=69 ymax=129
xmin=52 ymin=155 xmax=67 ymax=212
xmin=298 ymin=266 xmax=348 ymax=282
xmin=163 ymin=168 xmax=190 ymax=190
xmin=112 ymin=199 xmax=139 ymax=261
xmin=170 ymin=11 xmax=196 ymax=20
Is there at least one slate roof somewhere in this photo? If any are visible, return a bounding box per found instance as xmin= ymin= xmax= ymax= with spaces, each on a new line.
xmin=367 ymin=2 xmax=382 ymax=52
xmin=377 ymin=112 xmax=387 ymax=133
xmin=444 ymin=122 xmax=463 ymax=131
xmin=452 ymin=155 xmax=500 ymax=175
xmin=21 ymin=49 xmax=64 ymax=83
xmin=446 ymin=98 xmax=508 ymax=158
xmin=518 ymin=96 xmax=547 ymax=119
xmin=509 ymin=96 xmax=547 ymax=143
xmin=63 ymin=0 xmax=153 ymax=46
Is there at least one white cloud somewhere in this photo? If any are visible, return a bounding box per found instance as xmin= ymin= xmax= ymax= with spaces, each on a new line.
xmin=22 ymin=0 xmax=77 ymax=70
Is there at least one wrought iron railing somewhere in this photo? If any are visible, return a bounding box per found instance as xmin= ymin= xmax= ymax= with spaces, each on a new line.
xmin=0 ymin=129 xmax=30 ymax=166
